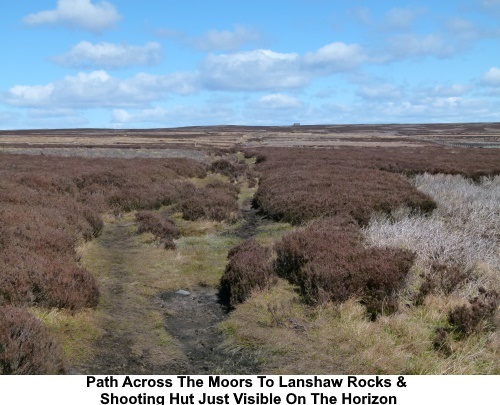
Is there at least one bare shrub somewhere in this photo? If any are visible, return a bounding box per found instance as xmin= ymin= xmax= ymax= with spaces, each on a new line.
xmin=219 ymin=239 xmax=275 ymax=308
xmin=363 ymin=174 xmax=500 ymax=300
xmin=0 ymin=306 xmax=65 ymax=374
xmin=413 ymin=173 xmax=500 ymax=242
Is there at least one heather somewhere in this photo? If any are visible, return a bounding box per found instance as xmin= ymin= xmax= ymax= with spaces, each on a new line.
xmin=219 ymin=239 xmax=275 ymax=308
xmin=252 ymin=149 xmax=436 ymax=225
xmin=274 ymin=216 xmax=415 ymax=317
xmin=0 ymin=306 xmax=65 ymax=374
xmin=0 ymin=153 xmax=207 ymax=374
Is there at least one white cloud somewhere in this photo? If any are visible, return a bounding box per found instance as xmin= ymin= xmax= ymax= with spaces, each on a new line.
xmin=2 ymin=70 xmax=199 ymax=108
xmin=257 ymin=94 xmax=302 ymax=109
xmin=482 ymin=67 xmax=500 ymax=86
xmin=200 ymin=42 xmax=366 ymax=91
xmin=23 ymin=0 xmax=120 ymax=33
xmin=302 ymin=42 xmax=367 ymax=73
xmin=52 ymin=41 xmax=161 ymax=69
xmin=201 ymin=49 xmax=305 ymax=91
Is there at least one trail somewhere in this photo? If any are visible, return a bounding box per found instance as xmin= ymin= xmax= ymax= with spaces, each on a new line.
xmin=73 ymin=209 xmax=262 ymax=374
xmin=74 ymin=220 xmax=187 ymax=374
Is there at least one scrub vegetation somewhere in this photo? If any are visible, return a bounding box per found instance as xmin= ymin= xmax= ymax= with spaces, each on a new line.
xmin=1 ymin=140 xmax=499 ymax=374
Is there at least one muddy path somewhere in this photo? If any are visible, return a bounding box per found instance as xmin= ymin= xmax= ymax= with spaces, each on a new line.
xmin=159 ymin=289 xmax=259 ymax=374
xmin=74 ymin=207 xmax=264 ymax=375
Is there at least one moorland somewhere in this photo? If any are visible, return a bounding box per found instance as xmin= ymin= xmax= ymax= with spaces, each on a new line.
xmin=1 ymin=123 xmax=499 ymax=374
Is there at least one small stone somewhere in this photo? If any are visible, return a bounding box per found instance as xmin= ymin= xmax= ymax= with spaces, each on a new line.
xmin=175 ymin=289 xmax=191 ymax=296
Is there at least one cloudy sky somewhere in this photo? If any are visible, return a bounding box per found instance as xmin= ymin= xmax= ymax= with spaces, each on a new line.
xmin=1 ymin=0 xmax=500 ymax=129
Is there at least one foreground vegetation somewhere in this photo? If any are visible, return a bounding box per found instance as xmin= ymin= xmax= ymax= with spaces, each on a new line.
xmin=1 ymin=145 xmax=499 ymax=374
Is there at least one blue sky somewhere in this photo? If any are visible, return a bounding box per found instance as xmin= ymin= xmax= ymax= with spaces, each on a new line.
xmin=1 ymin=0 xmax=500 ymax=129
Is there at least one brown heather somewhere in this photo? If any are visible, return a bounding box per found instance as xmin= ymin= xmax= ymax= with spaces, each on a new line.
xmin=135 ymin=210 xmax=180 ymax=249
xmin=249 ymin=146 xmax=500 ymax=225
xmin=0 ymin=306 xmax=65 ymax=374
xmin=219 ymin=239 xmax=275 ymax=308
xmin=0 ymin=153 xmax=207 ymax=373
xmin=210 ymin=159 xmax=247 ymax=181
xmin=448 ymin=288 xmax=499 ymax=337
xmin=274 ymin=216 xmax=415 ymax=317
xmin=179 ymin=183 xmax=240 ymax=222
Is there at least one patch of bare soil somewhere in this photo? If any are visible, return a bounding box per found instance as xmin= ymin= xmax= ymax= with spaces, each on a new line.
xmin=159 ymin=289 xmax=260 ymax=374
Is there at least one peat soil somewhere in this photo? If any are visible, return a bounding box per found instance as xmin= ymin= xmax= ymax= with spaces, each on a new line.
xmin=159 ymin=289 xmax=259 ymax=374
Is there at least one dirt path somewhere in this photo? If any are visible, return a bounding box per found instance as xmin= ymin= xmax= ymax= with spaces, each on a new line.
xmin=159 ymin=289 xmax=260 ymax=374
xmin=74 ymin=212 xmax=261 ymax=375
xmin=74 ymin=221 xmax=187 ymax=374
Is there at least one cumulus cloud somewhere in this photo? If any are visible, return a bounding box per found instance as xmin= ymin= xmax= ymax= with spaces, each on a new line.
xmin=257 ymin=94 xmax=302 ymax=109
xmin=2 ymin=70 xmax=198 ymax=108
xmin=200 ymin=42 xmax=367 ymax=91
xmin=201 ymin=49 xmax=305 ymax=91
xmin=302 ymin=42 xmax=367 ymax=73
xmin=482 ymin=67 xmax=500 ymax=86
xmin=23 ymin=0 xmax=121 ymax=33
xmin=52 ymin=41 xmax=162 ymax=69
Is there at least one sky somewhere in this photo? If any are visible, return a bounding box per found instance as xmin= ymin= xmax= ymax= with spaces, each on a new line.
xmin=1 ymin=0 xmax=500 ymax=129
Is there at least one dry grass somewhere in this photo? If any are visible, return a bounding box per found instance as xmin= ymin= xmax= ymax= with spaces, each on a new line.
xmin=29 ymin=307 xmax=101 ymax=367
xmin=221 ymin=281 xmax=500 ymax=374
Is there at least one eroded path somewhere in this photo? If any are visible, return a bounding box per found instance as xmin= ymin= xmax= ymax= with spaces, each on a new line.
xmin=75 ymin=219 xmax=187 ymax=374
xmin=74 ymin=213 xmax=261 ymax=375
